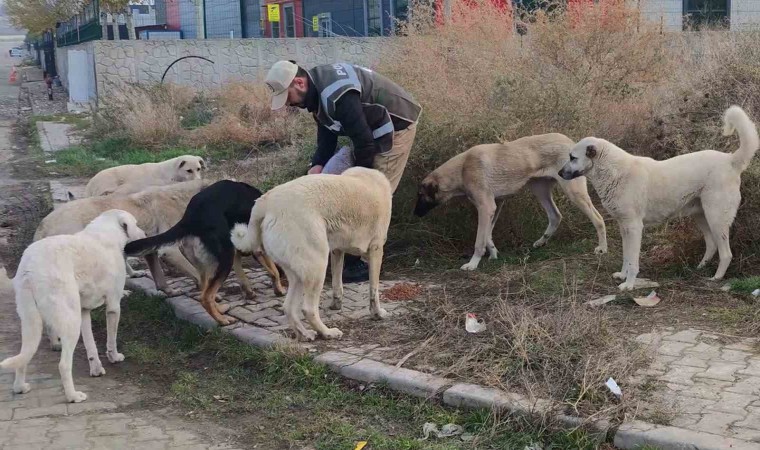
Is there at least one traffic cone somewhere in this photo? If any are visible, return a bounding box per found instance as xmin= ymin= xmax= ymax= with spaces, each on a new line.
xmin=9 ymin=66 xmax=16 ymax=83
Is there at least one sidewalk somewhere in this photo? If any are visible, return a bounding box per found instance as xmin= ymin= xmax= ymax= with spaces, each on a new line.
xmin=0 ymin=272 xmax=243 ymax=450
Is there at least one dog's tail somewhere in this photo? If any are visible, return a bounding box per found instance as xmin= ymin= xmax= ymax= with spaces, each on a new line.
xmin=230 ymin=204 xmax=265 ymax=256
xmin=124 ymin=222 xmax=187 ymax=257
xmin=725 ymin=105 xmax=760 ymax=172
xmin=0 ymin=282 xmax=43 ymax=370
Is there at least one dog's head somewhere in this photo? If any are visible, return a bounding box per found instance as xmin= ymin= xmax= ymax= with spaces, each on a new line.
xmin=174 ymin=156 xmax=206 ymax=182
xmin=414 ymin=174 xmax=443 ymax=217
xmin=559 ymin=138 xmax=599 ymax=180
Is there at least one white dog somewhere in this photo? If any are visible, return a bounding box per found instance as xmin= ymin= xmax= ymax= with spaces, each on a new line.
xmin=0 ymin=209 xmax=146 ymax=403
xmin=232 ymin=167 xmax=393 ymax=341
xmin=83 ymin=155 xmax=206 ymax=197
xmin=559 ymin=106 xmax=759 ymax=290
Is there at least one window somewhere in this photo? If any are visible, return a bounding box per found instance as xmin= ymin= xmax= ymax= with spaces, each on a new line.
xmin=272 ymin=21 xmax=281 ymax=37
xmin=683 ymin=0 xmax=729 ymax=30
xmin=365 ymin=0 xmax=382 ymax=36
xmin=283 ymin=3 xmax=295 ymax=37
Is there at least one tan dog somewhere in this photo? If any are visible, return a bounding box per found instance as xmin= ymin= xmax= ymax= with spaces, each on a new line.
xmin=415 ymin=133 xmax=607 ymax=270
xmin=83 ymin=155 xmax=206 ymax=197
xmin=232 ymin=167 xmax=392 ymax=341
xmin=35 ymin=179 xmax=210 ymax=296
xmin=559 ymin=106 xmax=759 ymax=290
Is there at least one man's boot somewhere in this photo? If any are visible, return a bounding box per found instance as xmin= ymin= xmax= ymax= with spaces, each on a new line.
xmin=342 ymin=254 xmax=369 ymax=283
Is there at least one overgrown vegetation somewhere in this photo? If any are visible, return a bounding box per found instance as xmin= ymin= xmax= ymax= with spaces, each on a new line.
xmin=99 ymin=291 xmax=612 ymax=449
xmin=36 ymin=0 xmax=760 ymax=427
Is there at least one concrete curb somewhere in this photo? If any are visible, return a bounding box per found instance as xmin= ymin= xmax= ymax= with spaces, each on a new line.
xmin=127 ymin=278 xmax=760 ymax=450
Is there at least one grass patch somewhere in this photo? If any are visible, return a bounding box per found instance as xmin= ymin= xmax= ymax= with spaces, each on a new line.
xmin=729 ymin=276 xmax=760 ymax=294
xmin=97 ymin=291 xmax=612 ymax=449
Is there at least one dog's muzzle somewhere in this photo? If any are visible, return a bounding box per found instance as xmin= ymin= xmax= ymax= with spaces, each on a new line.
xmin=558 ymin=169 xmax=581 ymax=181
xmin=413 ymin=199 xmax=438 ymax=217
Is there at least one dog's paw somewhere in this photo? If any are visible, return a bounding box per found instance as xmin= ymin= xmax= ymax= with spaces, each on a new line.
xmin=218 ymin=316 xmax=238 ymax=326
xmin=322 ymin=328 xmax=344 ymax=340
xmin=217 ymin=304 xmax=232 ymax=314
xmin=710 ymin=275 xmax=724 ymax=281
xmin=612 ymin=272 xmax=626 ymax=281
xmin=215 ymin=294 xmax=223 ymax=303
xmin=107 ymin=351 xmax=125 ymax=363
xmin=89 ymin=360 xmax=106 ymax=377
xmin=300 ymin=330 xmax=318 ymax=342
xmin=329 ymin=298 xmax=343 ymax=310
xmin=160 ymin=287 xmax=179 ymax=297
xmin=618 ymin=282 xmax=635 ymax=291
xmin=488 ymin=250 xmax=499 ymax=260
xmin=460 ymin=262 xmax=479 ymax=271
xmin=242 ymin=288 xmax=255 ymax=300
xmin=532 ymin=237 xmax=548 ymax=248
xmin=373 ymin=308 xmax=389 ymax=320
xmin=13 ymin=383 xmax=31 ymax=394
xmin=594 ymin=245 xmax=608 ymax=255
xmin=67 ymin=391 xmax=87 ymax=403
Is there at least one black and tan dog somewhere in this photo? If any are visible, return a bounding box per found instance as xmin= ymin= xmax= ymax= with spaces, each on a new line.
xmin=125 ymin=180 xmax=285 ymax=325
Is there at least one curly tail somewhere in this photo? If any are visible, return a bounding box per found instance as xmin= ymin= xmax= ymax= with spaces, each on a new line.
xmin=230 ymin=203 xmax=265 ymax=256
xmin=724 ymin=105 xmax=760 ymax=172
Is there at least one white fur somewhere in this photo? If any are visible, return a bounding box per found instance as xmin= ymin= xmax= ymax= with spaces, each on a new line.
xmin=231 ymin=167 xmax=393 ymax=341
xmin=83 ymin=155 xmax=206 ymax=197
xmin=559 ymin=105 xmax=759 ymax=290
xmin=0 ymin=210 xmax=146 ymax=403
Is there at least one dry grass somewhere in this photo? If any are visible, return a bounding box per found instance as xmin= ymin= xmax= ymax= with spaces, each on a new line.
xmin=93 ymin=81 xmax=299 ymax=153
xmin=387 ymin=264 xmax=650 ymax=420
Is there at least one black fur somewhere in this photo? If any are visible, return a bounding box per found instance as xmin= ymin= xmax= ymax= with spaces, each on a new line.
xmin=124 ymin=180 xmax=263 ymax=289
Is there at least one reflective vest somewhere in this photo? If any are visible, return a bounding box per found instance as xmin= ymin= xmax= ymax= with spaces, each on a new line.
xmin=308 ymin=63 xmax=422 ymax=153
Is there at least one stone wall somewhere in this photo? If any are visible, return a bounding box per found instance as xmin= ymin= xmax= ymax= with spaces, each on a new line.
xmin=89 ymin=38 xmax=386 ymax=103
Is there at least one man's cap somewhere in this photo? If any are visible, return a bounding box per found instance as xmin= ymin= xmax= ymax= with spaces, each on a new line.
xmin=265 ymin=60 xmax=298 ymax=110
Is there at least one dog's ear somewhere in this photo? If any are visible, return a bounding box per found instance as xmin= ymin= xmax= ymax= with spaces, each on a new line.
xmin=178 ymin=159 xmax=186 ymax=169
xmin=116 ymin=214 xmax=130 ymax=237
xmin=586 ymin=144 xmax=598 ymax=159
xmin=199 ymin=158 xmax=206 ymax=170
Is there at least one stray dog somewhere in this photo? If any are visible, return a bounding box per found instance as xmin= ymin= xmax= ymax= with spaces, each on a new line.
xmin=559 ymin=106 xmax=759 ymax=290
xmin=125 ymin=180 xmax=286 ymax=325
xmin=0 ymin=210 xmax=145 ymax=403
xmin=415 ymin=133 xmax=608 ymax=270
xmin=83 ymin=155 xmax=206 ymax=197
xmin=231 ymin=167 xmax=393 ymax=341
xmin=36 ymin=179 xmax=210 ymax=293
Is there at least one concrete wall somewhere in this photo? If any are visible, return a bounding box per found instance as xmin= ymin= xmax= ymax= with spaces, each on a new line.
xmin=89 ymin=38 xmax=385 ymax=102
xmin=55 ymin=41 xmax=98 ymax=105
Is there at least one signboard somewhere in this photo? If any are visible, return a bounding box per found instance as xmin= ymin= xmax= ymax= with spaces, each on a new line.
xmin=312 ymin=16 xmax=319 ymax=31
xmin=267 ymin=4 xmax=280 ymax=22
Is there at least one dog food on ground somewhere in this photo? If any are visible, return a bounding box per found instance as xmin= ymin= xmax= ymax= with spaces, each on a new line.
xmin=382 ymin=283 xmax=423 ymax=301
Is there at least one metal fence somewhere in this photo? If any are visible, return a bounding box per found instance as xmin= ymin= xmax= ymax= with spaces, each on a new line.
xmin=56 ymin=0 xmax=103 ymax=47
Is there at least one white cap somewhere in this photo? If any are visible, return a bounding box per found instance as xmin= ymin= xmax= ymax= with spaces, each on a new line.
xmin=264 ymin=60 xmax=298 ymax=110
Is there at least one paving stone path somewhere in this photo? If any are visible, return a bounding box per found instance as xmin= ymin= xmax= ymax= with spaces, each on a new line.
xmin=632 ymin=328 xmax=760 ymax=443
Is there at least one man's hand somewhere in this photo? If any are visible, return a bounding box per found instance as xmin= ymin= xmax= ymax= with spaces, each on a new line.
xmin=308 ymin=165 xmax=323 ymax=175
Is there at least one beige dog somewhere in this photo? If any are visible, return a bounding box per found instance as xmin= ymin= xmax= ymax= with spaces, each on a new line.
xmin=83 ymin=155 xmax=206 ymax=197
xmin=35 ymin=179 xmax=210 ymax=295
xmin=1 ymin=210 xmax=145 ymax=403
xmin=559 ymin=106 xmax=759 ymax=290
xmin=232 ymin=167 xmax=392 ymax=341
xmin=415 ymin=133 xmax=608 ymax=270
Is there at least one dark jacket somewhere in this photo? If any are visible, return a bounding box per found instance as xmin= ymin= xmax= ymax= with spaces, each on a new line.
xmin=305 ymin=63 xmax=422 ymax=168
